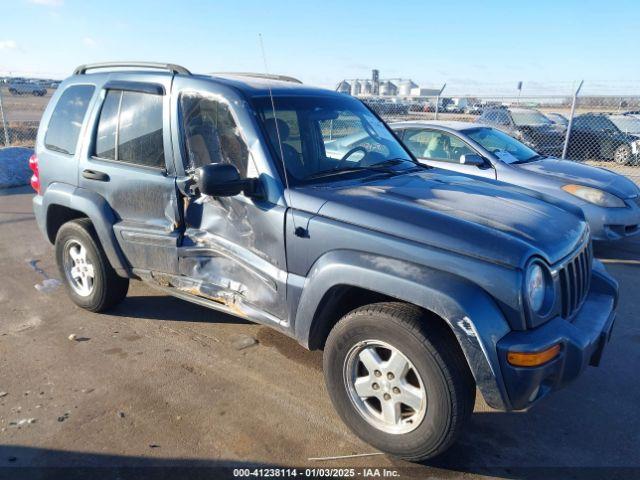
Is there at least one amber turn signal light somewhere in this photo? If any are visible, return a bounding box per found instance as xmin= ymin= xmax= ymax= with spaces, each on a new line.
xmin=507 ymin=344 xmax=561 ymax=367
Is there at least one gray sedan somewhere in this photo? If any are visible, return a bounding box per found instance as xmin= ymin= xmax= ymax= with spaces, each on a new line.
xmin=387 ymin=121 xmax=640 ymax=241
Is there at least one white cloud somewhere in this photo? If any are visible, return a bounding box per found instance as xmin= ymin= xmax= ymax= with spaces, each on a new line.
xmin=0 ymin=40 xmax=18 ymax=50
xmin=28 ymin=0 xmax=63 ymax=6
xmin=82 ymin=37 xmax=96 ymax=47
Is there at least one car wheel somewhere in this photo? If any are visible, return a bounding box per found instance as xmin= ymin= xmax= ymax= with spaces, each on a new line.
xmin=55 ymin=218 xmax=129 ymax=312
xmin=323 ymin=302 xmax=475 ymax=461
xmin=613 ymin=144 xmax=632 ymax=165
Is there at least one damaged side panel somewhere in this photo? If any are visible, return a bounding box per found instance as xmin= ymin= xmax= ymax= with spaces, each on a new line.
xmin=178 ymin=194 xmax=289 ymax=325
xmin=111 ymin=182 xmax=182 ymax=273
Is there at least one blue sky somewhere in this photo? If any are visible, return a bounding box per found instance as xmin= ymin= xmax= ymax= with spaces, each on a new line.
xmin=1 ymin=0 xmax=638 ymax=94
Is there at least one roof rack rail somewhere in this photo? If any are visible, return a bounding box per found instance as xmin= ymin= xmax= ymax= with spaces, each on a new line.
xmin=73 ymin=62 xmax=191 ymax=76
xmin=210 ymin=72 xmax=303 ymax=84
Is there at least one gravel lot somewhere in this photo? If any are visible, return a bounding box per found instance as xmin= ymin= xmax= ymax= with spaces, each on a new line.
xmin=1 ymin=186 xmax=639 ymax=479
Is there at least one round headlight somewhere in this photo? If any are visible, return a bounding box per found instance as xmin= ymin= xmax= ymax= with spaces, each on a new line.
xmin=526 ymin=263 xmax=546 ymax=313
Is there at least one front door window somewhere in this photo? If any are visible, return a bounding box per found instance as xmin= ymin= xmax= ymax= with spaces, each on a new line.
xmin=404 ymin=130 xmax=476 ymax=163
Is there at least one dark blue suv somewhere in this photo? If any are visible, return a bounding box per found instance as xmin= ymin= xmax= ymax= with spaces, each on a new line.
xmin=31 ymin=62 xmax=618 ymax=461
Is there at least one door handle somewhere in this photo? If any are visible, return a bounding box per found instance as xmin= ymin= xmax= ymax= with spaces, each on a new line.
xmin=82 ymin=169 xmax=110 ymax=182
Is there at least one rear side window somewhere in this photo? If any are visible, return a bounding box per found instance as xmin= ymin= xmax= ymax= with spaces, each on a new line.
xmin=94 ymin=90 xmax=165 ymax=168
xmin=95 ymin=90 xmax=119 ymax=160
xmin=45 ymin=85 xmax=95 ymax=155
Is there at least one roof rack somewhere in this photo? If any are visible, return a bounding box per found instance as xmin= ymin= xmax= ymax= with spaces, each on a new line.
xmin=210 ymin=72 xmax=302 ymax=84
xmin=73 ymin=62 xmax=191 ymax=76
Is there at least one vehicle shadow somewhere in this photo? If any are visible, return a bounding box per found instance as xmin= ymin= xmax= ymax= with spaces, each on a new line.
xmin=594 ymin=236 xmax=640 ymax=264
xmin=0 ymin=446 xmax=289 ymax=480
xmin=109 ymin=294 xmax=251 ymax=325
xmin=0 ymin=186 xmax=33 ymax=197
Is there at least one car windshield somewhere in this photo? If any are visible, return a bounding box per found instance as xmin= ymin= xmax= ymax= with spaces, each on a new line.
xmin=547 ymin=113 xmax=568 ymax=125
xmin=510 ymin=110 xmax=553 ymax=126
xmin=609 ymin=115 xmax=640 ymax=134
xmin=253 ymin=95 xmax=415 ymax=185
xmin=466 ymin=127 xmax=539 ymax=163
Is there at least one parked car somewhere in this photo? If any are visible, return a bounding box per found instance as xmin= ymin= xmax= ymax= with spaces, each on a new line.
xmin=464 ymin=103 xmax=483 ymax=115
xmin=8 ymin=81 xmax=47 ymax=96
xmin=390 ymin=120 xmax=640 ymax=241
xmin=32 ymin=62 xmax=618 ymax=461
xmin=363 ymin=98 xmax=409 ymax=116
xmin=444 ymin=103 xmax=463 ymax=114
xmin=567 ymin=113 xmax=640 ymax=165
xmin=476 ymin=107 xmax=566 ymax=157
xmin=545 ymin=112 xmax=569 ymax=127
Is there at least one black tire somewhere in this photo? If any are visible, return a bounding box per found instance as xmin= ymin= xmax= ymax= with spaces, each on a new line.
xmin=323 ymin=302 xmax=475 ymax=462
xmin=613 ymin=144 xmax=632 ymax=165
xmin=55 ymin=218 xmax=129 ymax=312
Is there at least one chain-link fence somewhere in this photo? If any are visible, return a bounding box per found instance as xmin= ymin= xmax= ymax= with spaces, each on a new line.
xmin=361 ymin=90 xmax=640 ymax=184
xmin=1 ymin=80 xmax=640 ymax=184
xmin=0 ymin=84 xmax=56 ymax=148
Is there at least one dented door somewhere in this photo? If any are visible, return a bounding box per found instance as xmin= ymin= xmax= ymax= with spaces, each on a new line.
xmin=172 ymin=84 xmax=289 ymax=324
xmin=180 ymin=195 xmax=288 ymax=322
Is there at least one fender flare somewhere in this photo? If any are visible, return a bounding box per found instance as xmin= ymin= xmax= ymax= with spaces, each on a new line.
xmin=293 ymin=250 xmax=513 ymax=410
xmin=41 ymin=183 xmax=131 ymax=277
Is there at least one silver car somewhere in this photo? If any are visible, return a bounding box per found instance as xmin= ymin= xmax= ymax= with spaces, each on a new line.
xmin=386 ymin=121 xmax=640 ymax=241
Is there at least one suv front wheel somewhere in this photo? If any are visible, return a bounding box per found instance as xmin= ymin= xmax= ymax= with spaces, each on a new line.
xmin=323 ymin=302 xmax=475 ymax=461
xmin=55 ymin=219 xmax=129 ymax=312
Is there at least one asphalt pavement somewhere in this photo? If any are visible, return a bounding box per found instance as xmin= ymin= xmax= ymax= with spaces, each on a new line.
xmin=1 ymin=186 xmax=639 ymax=479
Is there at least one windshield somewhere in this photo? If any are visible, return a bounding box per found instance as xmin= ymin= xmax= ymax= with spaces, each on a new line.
xmin=253 ymin=95 xmax=414 ymax=185
xmin=466 ymin=127 xmax=539 ymax=163
xmin=510 ymin=110 xmax=553 ymax=126
xmin=609 ymin=115 xmax=640 ymax=134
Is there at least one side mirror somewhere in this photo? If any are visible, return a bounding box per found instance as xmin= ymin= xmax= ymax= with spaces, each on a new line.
xmin=460 ymin=154 xmax=486 ymax=167
xmin=194 ymin=163 xmax=244 ymax=197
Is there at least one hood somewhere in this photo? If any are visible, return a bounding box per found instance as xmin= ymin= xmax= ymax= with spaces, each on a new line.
xmin=518 ymin=124 xmax=565 ymax=141
xmin=290 ymin=171 xmax=587 ymax=267
xmin=517 ymin=158 xmax=640 ymax=199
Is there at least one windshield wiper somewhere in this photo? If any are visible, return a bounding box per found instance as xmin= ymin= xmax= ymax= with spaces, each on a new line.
xmin=513 ymin=154 xmax=546 ymax=164
xmin=304 ymin=158 xmax=420 ymax=181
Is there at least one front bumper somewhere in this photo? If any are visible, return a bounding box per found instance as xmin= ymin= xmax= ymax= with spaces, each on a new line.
xmin=496 ymin=264 xmax=618 ymax=410
xmin=582 ymin=197 xmax=640 ymax=241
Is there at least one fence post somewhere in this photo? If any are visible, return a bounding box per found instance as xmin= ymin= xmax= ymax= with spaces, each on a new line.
xmin=0 ymin=86 xmax=9 ymax=147
xmin=561 ymin=80 xmax=584 ymax=160
xmin=434 ymin=83 xmax=446 ymax=120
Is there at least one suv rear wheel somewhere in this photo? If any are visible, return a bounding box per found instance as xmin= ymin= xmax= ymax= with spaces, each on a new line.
xmin=55 ymin=219 xmax=129 ymax=312
xmin=323 ymin=302 xmax=475 ymax=461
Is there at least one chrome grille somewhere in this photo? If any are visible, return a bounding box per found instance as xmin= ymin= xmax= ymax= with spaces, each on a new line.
xmin=558 ymin=242 xmax=592 ymax=319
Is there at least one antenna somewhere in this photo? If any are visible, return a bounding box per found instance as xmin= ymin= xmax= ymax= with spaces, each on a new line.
xmin=258 ymin=34 xmax=304 ymax=236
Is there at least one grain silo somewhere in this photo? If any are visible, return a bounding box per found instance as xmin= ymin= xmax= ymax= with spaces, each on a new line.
xmin=398 ymin=80 xmax=418 ymax=96
xmin=350 ymin=80 xmax=362 ymax=96
xmin=336 ymin=80 xmax=351 ymax=94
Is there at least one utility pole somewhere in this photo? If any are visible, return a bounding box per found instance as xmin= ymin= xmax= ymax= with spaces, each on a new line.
xmin=516 ymin=81 xmax=523 ymax=105
xmin=0 ymin=86 xmax=9 ymax=147
xmin=434 ymin=83 xmax=446 ymax=120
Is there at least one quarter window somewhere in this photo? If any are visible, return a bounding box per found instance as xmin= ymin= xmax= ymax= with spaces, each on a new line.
xmin=94 ymin=89 xmax=165 ymax=168
xmin=45 ymin=85 xmax=95 ymax=155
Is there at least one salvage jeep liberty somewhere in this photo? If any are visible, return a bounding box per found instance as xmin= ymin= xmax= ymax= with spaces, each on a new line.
xmin=31 ymin=62 xmax=618 ymax=461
